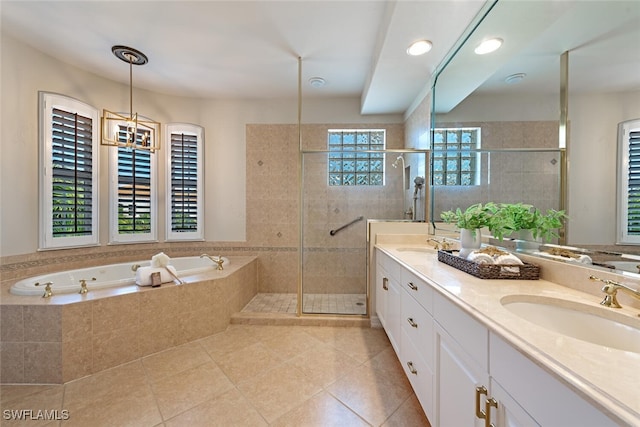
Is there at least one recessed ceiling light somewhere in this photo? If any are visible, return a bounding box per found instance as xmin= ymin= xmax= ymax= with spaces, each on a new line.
xmin=505 ymin=73 xmax=526 ymax=84
xmin=474 ymin=38 xmax=503 ymax=55
xmin=308 ymin=77 xmax=326 ymax=88
xmin=406 ymin=40 xmax=432 ymax=56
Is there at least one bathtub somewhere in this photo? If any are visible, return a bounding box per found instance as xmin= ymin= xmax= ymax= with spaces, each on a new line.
xmin=10 ymin=256 xmax=230 ymax=296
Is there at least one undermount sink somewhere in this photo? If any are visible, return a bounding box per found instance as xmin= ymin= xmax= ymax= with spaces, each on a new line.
xmin=501 ymin=295 xmax=640 ymax=353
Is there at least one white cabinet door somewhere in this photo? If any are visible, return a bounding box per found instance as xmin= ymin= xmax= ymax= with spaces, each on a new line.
xmin=436 ymin=323 xmax=489 ymax=427
xmin=490 ymin=378 xmax=540 ymax=427
xmin=385 ymin=274 xmax=401 ymax=354
xmin=375 ymin=263 xmax=389 ymax=330
xmin=375 ymin=251 xmax=401 ymax=354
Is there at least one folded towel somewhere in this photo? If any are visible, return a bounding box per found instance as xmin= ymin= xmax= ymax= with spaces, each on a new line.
xmin=466 ymin=252 xmax=494 ymax=264
xmin=494 ymin=254 xmax=523 ymax=265
xmin=136 ymin=265 xmax=178 ymax=286
xmin=577 ymin=254 xmax=593 ymax=264
xmin=151 ymin=252 xmax=171 ymax=268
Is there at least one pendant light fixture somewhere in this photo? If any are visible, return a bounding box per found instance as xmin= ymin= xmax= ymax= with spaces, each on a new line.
xmin=101 ymin=45 xmax=160 ymax=152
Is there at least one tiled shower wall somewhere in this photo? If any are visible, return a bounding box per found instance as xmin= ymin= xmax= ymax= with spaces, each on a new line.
xmin=246 ymin=123 xmax=405 ymax=294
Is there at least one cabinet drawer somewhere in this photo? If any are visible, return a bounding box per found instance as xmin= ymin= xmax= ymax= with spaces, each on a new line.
xmin=401 ymin=268 xmax=433 ymax=314
xmin=401 ymin=288 xmax=434 ymax=367
xmin=434 ymin=292 xmax=488 ymax=370
xmin=401 ymin=327 xmax=435 ymax=421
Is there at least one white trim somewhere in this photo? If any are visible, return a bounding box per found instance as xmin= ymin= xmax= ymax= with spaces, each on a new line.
xmin=38 ymin=92 xmax=100 ymax=249
xmin=617 ymin=118 xmax=640 ymax=244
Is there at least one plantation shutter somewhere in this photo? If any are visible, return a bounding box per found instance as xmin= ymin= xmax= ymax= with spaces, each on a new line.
xmin=170 ymin=132 xmax=199 ymax=232
xmin=51 ymin=108 xmax=94 ymax=236
xmin=117 ymin=127 xmax=152 ymax=234
xmin=627 ymin=129 xmax=640 ymax=234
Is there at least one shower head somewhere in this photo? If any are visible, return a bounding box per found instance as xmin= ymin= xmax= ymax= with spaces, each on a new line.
xmin=392 ymin=155 xmax=404 ymax=168
xmin=414 ymin=176 xmax=425 ymax=188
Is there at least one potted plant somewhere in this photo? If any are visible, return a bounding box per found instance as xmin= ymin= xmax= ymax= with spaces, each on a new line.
xmin=440 ymin=203 xmax=498 ymax=257
xmin=488 ymin=203 xmax=567 ymax=244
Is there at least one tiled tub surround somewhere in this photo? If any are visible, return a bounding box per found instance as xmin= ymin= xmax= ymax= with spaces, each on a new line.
xmin=376 ymin=240 xmax=640 ymax=425
xmin=0 ymin=256 xmax=258 ymax=384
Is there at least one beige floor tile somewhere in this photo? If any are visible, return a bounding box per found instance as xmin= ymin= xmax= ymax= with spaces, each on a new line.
xmin=214 ymin=341 xmax=283 ymax=384
xmin=0 ymin=385 xmax=59 ymax=405
xmin=329 ymin=327 xmax=392 ymax=363
xmin=271 ymin=391 xmax=370 ymax=427
xmin=63 ymin=360 xmax=147 ymax=413
xmin=259 ymin=328 xmax=325 ymax=361
xmin=164 ymin=387 xmax=267 ymax=427
xmin=142 ymin=341 xmax=212 ymax=383
xmin=0 ymin=386 xmax=64 ymax=427
xmin=327 ymin=363 xmax=413 ymax=426
xmin=382 ymin=394 xmax=431 ymax=427
xmin=236 ymin=363 xmax=323 ymax=423
xmin=244 ymin=325 xmax=292 ymax=341
xmin=198 ymin=325 xmax=259 ymax=361
xmin=151 ymin=361 xmax=234 ymax=420
xmin=62 ymin=383 xmax=161 ymax=427
xmin=286 ymin=343 xmax=362 ymax=387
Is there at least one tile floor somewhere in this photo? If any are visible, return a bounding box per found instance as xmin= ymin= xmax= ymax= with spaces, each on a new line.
xmin=0 ymin=324 xmax=430 ymax=426
xmin=242 ymin=293 xmax=367 ymax=315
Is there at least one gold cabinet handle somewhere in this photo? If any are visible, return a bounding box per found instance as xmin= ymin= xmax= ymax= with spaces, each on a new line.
xmin=406 ymin=361 xmax=418 ymax=375
xmin=484 ymin=397 xmax=498 ymax=427
xmin=408 ymin=282 xmax=418 ymax=291
xmin=475 ymin=385 xmax=488 ymax=420
xmin=382 ymin=277 xmax=389 ymax=291
xmin=407 ymin=317 xmax=418 ymax=328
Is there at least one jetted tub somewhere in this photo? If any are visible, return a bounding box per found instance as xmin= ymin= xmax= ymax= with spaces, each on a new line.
xmin=10 ymin=256 xmax=230 ymax=296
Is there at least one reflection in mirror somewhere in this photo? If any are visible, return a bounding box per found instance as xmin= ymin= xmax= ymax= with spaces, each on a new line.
xmin=429 ymin=0 xmax=640 ymax=277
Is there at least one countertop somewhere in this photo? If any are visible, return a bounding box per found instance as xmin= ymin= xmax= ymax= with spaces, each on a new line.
xmin=375 ymin=243 xmax=640 ymax=426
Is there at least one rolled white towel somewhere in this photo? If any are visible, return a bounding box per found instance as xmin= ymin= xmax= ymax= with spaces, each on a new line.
xmin=466 ymin=251 xmax=494 ymax=264
xmin=494 ymin=254 xmax=524 ymax=265
xmin=151 ymin=252 xmax=171 ymax=268
xmin=577 ymin=254 xmax=593 ymax=264
xmin=136 ymin=265 xmax=179 ymax=286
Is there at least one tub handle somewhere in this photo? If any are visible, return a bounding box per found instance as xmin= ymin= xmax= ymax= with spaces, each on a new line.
xmin=131 ymin=264 xmax=141 ymax=272
xmin=79 ymin=277 xmax=96 ymax=294
xmin=35 ymin=281 xmax=54 ymax=298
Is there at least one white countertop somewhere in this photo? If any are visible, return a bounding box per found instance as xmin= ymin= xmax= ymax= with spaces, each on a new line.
xmin=376 ymin=243 xmax=640 ymax=426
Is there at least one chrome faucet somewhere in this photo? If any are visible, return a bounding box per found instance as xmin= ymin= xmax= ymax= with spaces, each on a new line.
xmin=35 ymin=281 xmax=53 ymax=298
xmin=200 ymin=253 xmax=224 ymax=270
xmin=589 ymin=275 xmax=640 ymax=308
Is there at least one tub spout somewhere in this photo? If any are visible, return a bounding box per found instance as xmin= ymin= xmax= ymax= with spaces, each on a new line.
xmin=201 ymin=253 xmax=225 ymax=270
xmin=35 ymin=281 xmax=53 ymax=298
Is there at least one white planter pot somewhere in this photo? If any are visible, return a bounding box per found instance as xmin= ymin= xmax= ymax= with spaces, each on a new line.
xmin=515 ymin=229 xmax=541 ymax=252
xmin=459 ymin=228 xmax=482 ymax=258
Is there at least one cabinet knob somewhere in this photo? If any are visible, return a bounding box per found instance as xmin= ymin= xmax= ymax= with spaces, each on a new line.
xmin=382 ymin=277 xmax=389 ymax=291
xmin=407 ymin=317 xmax=418 ymax=328
xmin=406 ymin=361 xmax=418 ymax=375
xmin=408 ymin=282 xmax=418 ymax=291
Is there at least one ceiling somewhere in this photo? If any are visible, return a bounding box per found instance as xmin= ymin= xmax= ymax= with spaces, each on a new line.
xmin=0 ymin=0 xmax=486 ymax=115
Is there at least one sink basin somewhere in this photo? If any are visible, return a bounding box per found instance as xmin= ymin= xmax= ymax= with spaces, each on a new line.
xmin=501 ymin=295 xmax=640 ymax=353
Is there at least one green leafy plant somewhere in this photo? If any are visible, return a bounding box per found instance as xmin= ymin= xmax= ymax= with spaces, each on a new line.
xmin=440 ymin=202 xmax=498 ymax=230
xmin=488 ymin=203 xmax=567 ymax=242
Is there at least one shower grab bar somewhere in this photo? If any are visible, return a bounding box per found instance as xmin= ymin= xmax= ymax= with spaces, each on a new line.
xmin=330 ymin=216 xmax=364 ymax=236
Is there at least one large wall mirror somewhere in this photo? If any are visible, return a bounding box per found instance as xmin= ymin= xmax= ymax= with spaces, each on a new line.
xmin=430 ymin=0 xmax=640 ymax=274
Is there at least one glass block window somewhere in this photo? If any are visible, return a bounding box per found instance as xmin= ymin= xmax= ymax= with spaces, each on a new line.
xmin=432 ymin=127 xmax=480 ymax=186
xmin=328 ymin=129 xmax=385 ymax=186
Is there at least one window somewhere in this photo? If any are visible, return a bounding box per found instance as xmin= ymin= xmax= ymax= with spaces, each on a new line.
xmin=328 ymin=129 xmax=385 ymax=186
xmin=432 ymin=127 xmax=480 ymax=185
xmin=109 ymin=122 xmax=157 ymax=243
xmin=166 ymin=123 xmax=204 ymax=241
xmin=39 ymin=92 xmax=99 ymax=249
xmin=617 ymin=118 xmax=640 ymax=244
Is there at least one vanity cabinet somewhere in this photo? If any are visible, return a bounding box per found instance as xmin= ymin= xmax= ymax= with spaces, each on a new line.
xmin=375 ymin=250 xmax=401 ymax=353
xmin=374 ymin=247 xmax=618 ymax=427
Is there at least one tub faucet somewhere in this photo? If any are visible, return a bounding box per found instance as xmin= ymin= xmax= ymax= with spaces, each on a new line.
xmin=201 ymin=253 xmax=224 ymax=270
xmin=589 ymin=275 xmax=640 ymax=308
xmin=79 ymin=277 xmax=96 ymax=294
xmin=35 ymin=281 xmax=53 ymax=298
xmin=131 ymin=264 xmax=141 ymax=272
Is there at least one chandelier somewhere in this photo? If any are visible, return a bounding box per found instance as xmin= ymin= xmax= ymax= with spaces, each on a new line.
xmin=101 ymin=45 xmax=160 ymax=152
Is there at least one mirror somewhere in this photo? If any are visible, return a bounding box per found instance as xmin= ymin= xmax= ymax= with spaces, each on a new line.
xmin=430 ymin=0 xmax=640 ymax=275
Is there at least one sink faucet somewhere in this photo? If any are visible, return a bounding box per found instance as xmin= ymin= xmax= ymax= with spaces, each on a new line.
xmin=589 ymin=275 xmax=640 ymax=308
xmin=200 ymin=253 xmax=224 ymax=270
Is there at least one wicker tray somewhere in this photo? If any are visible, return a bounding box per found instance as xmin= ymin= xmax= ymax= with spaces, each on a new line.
xmin=437 ymin=250 xmax=539 ymax=280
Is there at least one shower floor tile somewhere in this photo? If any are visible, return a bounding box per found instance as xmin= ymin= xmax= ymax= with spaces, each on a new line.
xmin=242 ymin=293 xmax=367 ymax=315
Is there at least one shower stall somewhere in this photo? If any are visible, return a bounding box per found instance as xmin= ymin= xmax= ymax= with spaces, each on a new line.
xmin=299 ymin=148 xmax=429 ymax=316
